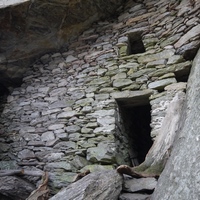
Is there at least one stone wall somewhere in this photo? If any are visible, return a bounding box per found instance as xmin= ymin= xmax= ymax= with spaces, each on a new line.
xmin=0 ymin=0 xmax=200 ymax=195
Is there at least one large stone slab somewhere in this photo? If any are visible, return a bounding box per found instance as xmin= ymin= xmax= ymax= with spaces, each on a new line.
xmin=111 ymin=89 xmax=153 ymax=106
xmin=50 ymin=170 xmax=123 ymax=200
xmin=123 ymin=177 xmax=157 ymax=192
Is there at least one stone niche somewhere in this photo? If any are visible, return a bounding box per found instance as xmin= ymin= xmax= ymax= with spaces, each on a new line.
xmin=0 ymin=0 xmax=200 ymax=197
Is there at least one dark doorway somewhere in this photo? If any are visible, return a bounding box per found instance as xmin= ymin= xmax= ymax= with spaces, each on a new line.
xmin=127 ymin=33 xmax=146 ymax=55
xmin=117 ymin=102 xmax=153 ymax=166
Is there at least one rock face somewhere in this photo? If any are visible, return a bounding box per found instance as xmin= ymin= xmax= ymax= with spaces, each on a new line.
xmin=50 ymin=170 xmax=123 ymax=200
xmin=0 ymin=0 xmax=200 ymax=198
xmin=0 ymin=176 xmax=35 ymax=200
xmin=0 ymin=0 xmax=124 ymax=87
xmin=151 ymin=48 xmax=200 ymax=200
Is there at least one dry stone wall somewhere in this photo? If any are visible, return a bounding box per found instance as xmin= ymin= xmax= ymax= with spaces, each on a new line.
xmin=0 ymin=0 xmax=199 ymax=196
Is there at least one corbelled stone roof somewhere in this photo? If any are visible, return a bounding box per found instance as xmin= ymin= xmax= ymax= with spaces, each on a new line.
xmin=0 ymin=0 xmax=125 ymax=88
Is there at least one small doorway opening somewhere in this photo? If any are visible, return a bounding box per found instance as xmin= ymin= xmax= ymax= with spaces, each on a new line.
xmin=117 ymin=99 xmax=153 ymax=166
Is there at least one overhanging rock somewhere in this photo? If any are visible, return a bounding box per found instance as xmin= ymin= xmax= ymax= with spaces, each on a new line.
xmin=0 ymin=0 xmax=125 ymax=87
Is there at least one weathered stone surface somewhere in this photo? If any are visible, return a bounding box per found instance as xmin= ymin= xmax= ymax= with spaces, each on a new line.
xmin=113 ymin=79 xmax=133 ymax=88
xmin=152 ymin=48 xmax=200 ymax=200
xmin=18 ymin=149 xmax=35 ymax=160
xmin=148 ymin=78 xmax=177 ymax=90
xmin=123 ymin=177 xmax=157 ymax=193
xmin=50 ymin=170 xmax=123 ymax=200
xmin=138 ymin=50 xmax=175 ymax=63
xmin=0 ymin=0 xmax=199 ymax=198
xmin=87 ymin=143 xmax=116 ymax=164
xmin=0 ymin=0 xmax=125 ymax=87
xmin=0 ymin=176 xmax=35 ymax=200
xmin=45 ymin=162 xmax=72 ymax=171
xmin=175 ymin=24 xmax=200 ymax=48
xmin=119 ymin=193 xmax=151 ymax=200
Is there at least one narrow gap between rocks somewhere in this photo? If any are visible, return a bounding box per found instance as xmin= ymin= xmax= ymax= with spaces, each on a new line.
xmin=117 ymin=100 xmax=153 ymax=166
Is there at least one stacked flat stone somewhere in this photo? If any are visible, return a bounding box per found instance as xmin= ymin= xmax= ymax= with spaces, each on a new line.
xmin=0 ymin=0 xmax=199 ymax=195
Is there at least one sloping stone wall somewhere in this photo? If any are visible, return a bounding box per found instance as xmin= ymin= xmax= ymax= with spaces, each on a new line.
xmin=0 ymin=0 xmax=199 ymax=196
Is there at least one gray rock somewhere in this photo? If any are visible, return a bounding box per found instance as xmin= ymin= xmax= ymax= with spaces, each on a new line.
xmin=0 ymin=176 xmax=36 ymax=200
xmin=76 ymin=98 xmax=94 ymax=106
xmin=48 ymin=124 xmax=65 ymax=131
xmin=93 ymin=124 xmax=115 ymax=134
xmin=148 ymin=78 xmax=177 ymax=90
xmin=42 ymin=108 xmax=61 ymax=116
xmin=95 ymin=93 xmax=110 ymax=100
xmin=151 ymin=45 xmax=200 ymax=200
xmin=54 ymin=141 xmax=76 ymax=150
xmin=45 ymin=162 xmax=72 ymax=171
xmin=18 ymin=149 xmax=35 ymax=160
xmin=81 ymin=127 xmax=93 ymax=134
xmin=97 ymin=116 xmax=115 ymax=126
xmin=50 ymin=170 xmax=123 ymax=200
xmin=87 ymin=143 xmax=116 ymax=163
xmin=113 ymin=79 xmax=133 ymax=88
xmin=0 ymin=142 xmax=10 ymax=152
xmin=87 ymin=109 xmax=115 ymax=118
xmin=49 ymin=87 xmax=67 ymax=97
xmin=57 ymin=111 xmax=77 ymax=119
xmin=138 ymin=50 xmax=175 ymax=63
xmin=41 ymin=131 xmax=55 ymax=141
xmin=0 ymin=161 xmax=18 ymax=170
xmin=44 ymin=152 xmax=65 ymax=162
xmin=65 ymin=125 xmax=81 ymax=133
xmin=175 ymin=24 xmax=200 ymax=48
xmin=49 ymin=100 xmax=74 ymax=109
xmin=66 ymin=55 xmax=78 ymax=63
xmin=123 ymin=178 xmax=157 ymax=192
xmin=119 ymin=193 xmax=151 ymax=200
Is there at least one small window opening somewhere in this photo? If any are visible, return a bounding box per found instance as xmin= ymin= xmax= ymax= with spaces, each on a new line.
xmin=117 ymin=99 xmax=153 ymax=166
xmin=127 ymin=33 xmax=146 ymax=55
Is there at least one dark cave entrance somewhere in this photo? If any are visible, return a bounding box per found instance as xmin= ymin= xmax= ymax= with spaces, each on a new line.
xmin=117 ymin=98 xmax=153 ymax=166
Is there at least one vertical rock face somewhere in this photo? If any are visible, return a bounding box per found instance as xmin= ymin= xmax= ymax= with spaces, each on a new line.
xmin=151 ymin=48 xmax=200 ymax=200
xmin=0 ymin=0 xmax=200 ymax=198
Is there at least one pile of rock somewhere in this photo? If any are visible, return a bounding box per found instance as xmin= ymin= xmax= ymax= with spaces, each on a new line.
xmin=0 ymin=0 xmax=199 ymax=197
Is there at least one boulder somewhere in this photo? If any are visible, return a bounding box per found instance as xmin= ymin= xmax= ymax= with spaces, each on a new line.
xmin=50 ymin=170 xmax=123 ymax=200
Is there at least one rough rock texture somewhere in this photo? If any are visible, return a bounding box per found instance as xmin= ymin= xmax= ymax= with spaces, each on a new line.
xmin=133 ymin=91 xmax=186 ymax=176
xmin=50 ymin=170 xmax=123 ymax=200
xmin=0 ymin=0 xmax=125 ymax=87
xmin=123 ymin=177 xmax=157 ymax=192
xmin=0 ymin=176 xmax=35 ymax=200
xmin=151 ymin=48 xmax=200 ymax=200
xmin=0 ymin=0 xmax=200 ymax=198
